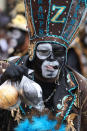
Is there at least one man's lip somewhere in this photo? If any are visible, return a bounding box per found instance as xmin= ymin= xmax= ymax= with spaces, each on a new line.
xmin=46 ymin=65 xmax=54 ymax=70
xmin=45 ymin=65 xmax=58 ymax=70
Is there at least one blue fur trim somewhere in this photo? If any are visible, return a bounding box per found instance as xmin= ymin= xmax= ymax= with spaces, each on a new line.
xmin=15 ymin=115 xmax=66 ymax=131
xmin=15 ymin=115 xmax=57 ymax=131
xmin=15 ymin=119 xmax=33 ymax=131
xmin=59 ymin=124 xmax=66 ymax=131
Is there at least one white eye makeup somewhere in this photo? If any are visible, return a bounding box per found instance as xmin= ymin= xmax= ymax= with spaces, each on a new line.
xmin=36 ymin=43 xmax=52 ymax=60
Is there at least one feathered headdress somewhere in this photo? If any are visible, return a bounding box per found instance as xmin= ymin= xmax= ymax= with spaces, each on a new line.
xmin=24 ymin=0 xmax=86 ymax=60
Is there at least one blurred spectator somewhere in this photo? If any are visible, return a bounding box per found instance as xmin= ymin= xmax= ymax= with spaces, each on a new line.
xmin=0 ymin=0 xmax=29 ymax=59
xmin=0 ymin=12 xmax=11 ymax=60
xmin=6 ymin=1 xmax=29 ymax=57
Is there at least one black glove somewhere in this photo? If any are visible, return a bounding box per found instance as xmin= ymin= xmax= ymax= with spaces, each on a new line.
xmin=0 ymin=63 xmax=28 ymax=84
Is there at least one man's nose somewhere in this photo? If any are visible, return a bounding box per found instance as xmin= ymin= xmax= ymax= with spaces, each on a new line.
xmin=50 ymin=52 xmax=54 ymax=60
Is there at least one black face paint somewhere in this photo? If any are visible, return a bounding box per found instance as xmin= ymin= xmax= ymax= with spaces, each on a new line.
xmin=34 ymin=42 xmax=66 ymax=81
xmin=52 ymin=44 xmax=66 ymax=59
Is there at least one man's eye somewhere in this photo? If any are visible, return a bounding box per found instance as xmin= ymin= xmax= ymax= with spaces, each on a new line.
xmin=54 ymin=51 xmax=65 ymax=57
xmin=39 ymin=50 xmax=48 ymax=53
xmin=38 ymin=50 xmax=50 ymax=56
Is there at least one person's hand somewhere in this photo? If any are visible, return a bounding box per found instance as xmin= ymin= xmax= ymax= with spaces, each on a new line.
xmin=0 ymin=63 xmax=28 ymax=84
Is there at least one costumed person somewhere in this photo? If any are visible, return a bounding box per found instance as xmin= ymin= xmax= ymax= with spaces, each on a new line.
xmin=67 ymin=18 xmax=87 ymax=78
xmin=0 ymin=0 xmax=87 ymax=131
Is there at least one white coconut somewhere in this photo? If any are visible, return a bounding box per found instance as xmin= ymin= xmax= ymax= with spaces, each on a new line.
xmin=0 ymin=82 xmax=19 ymax=109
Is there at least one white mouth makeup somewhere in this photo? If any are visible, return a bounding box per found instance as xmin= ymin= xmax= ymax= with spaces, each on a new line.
xmin=41 ymin=60 xmax=59 ymax=78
